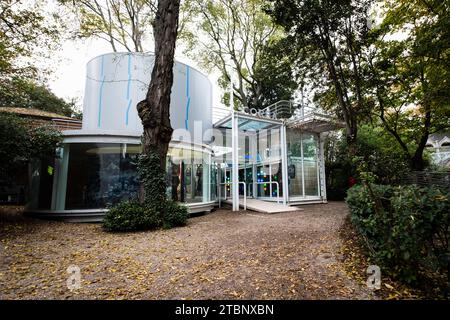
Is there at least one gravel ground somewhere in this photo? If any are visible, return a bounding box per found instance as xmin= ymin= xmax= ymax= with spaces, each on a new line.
xmin=0 ymin=202 xmax=376 ymax=299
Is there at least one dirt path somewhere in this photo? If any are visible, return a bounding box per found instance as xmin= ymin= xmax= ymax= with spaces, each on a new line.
xmin=0 ymin=202 xmax=376 ymax=299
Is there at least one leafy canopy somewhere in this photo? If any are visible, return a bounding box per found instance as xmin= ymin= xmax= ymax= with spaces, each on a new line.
xmin=184 ymin=0 xmax=298 ymax=109
xmin=0 ymin=113 xmax=62 ymax=179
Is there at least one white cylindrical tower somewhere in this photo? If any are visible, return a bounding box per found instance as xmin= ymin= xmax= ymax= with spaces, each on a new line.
xmin=82 ymin=52 xmax=213 ymax=138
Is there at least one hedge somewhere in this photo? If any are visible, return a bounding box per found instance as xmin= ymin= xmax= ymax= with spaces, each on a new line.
xmin=346 ymin=184 xmax=450 ymax=283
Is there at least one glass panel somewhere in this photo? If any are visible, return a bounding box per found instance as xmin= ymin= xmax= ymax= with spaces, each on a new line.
xmin=167 ymin=146 xmax=210 ymax=204
xmin=65 ymin=143 xmax=140 ymax=209
xmin=210 ymin=163 xmax=217 ymax=201
xmin=27 ymin=157 xmax=55 ymax=210
xmin=167 ymin=158 xmax=183 ymax=202
xmin=271 ymin=162 xmax=283 ymax=197
xmin=287 ymin=129 xmax=303 ymax=197
xmin=303 ymin=134 xmax=319 ymax=196
xmin=256 ymin=164 xmax=270 ymax=197
xmin=244 ymin=164 xmax=253 ymax=197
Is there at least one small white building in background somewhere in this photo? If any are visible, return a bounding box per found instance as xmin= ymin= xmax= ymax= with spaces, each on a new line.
xmin=426 ymin=132 xmax=450 ymax=169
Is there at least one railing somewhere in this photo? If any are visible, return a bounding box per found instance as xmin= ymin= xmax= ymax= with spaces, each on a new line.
xmin=258 ymin=100 xmax=293 ymax=119
xmin=255 ymin=181 xmax=280 ymax=204
xmin=399 ymin=171 xmax=450 ymax=188
xmin=218 ymin=181 xmax=247 ymax=210
xmin=249 ymin=100 xmax=333 ymax=123
xmin=218 ymin=181 xmax=281 ymax=208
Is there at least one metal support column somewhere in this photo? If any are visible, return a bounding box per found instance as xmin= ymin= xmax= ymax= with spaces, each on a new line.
xmin=52 ymin=145 xmax=69 ymax=210
xmin=231 ymin=111 xmax=239 ymax=211
xmin=319 ymin=132 xmax=328 ymax=203
xmin=280 ymin=124 xmax=289 ymax=205
xmin=251 ymin=132 xmax=257 ymax=198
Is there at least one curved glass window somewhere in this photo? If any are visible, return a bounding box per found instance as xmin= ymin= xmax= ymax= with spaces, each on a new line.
xmin=60 ymin=142 xmax=213 ymax=210
xmin=65 ymin=143 xmax=140 ymax=209
xmin=166 ymin=145 xmax=211 ymax=204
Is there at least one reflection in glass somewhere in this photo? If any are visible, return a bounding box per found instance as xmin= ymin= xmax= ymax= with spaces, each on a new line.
xmin=62 ymin=143 xmax=212 ymax=210
xmin=65 ymin=143 xmax=140 ymax=209
xmin=303 ymin=134 xmax=319 ymax=196
xmin=287 ymin=129 xmax=320 ymax=198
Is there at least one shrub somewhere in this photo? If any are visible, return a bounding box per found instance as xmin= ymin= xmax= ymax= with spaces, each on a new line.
xmin=163 ymin=200 xmax=189 ymax=229
xmin=346 ymin=184 xmax=450 ymax=283
xmin=103 ymin=152 xmax=191 ymax=232
xmin=102 ymin=200 xmax=161 ymax=232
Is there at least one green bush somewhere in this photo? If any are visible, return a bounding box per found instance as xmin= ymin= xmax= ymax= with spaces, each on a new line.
xmin=163 ymin=200 xmax=189 ymax=229
xmin=346 ymin=184 xmax=450 ymax=283
xmin=325 ymin=125 xmax=411 ymax=199
xmin=103 ymin=152 xmax=190 ymax=232
xmin=102 ymin=200 xmax=161 ymax=232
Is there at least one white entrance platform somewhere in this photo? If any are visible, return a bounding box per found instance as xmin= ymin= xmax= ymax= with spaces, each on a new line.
xmin=224 ymin=198 xmax=302 ymax=213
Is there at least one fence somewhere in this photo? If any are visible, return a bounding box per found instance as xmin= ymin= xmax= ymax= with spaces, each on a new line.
xmin=400 ymin=171 xmax=450 ymax=188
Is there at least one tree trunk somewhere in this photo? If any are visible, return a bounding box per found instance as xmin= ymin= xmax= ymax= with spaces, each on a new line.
xmin=137 ymin=0 xmax=180 ymax=170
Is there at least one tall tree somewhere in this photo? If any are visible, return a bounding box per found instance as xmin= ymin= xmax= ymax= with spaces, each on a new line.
xmin=367 ymin=0 xmax=450 ymax=170
xmin=185 ymin=0 xmax=297 ymax=109
xmin=268 ymin=0 xmax=373 ymax=152
xmin=59 ymin=0 xmax=194 ymax=52
xmin=137 ymin=0 xmax=179 ymax=177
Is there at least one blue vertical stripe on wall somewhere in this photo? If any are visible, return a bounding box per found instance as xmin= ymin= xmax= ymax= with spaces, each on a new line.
xmin=125 ymin=54 xmax=133 ymax=125
xmin=185 ymin=65 xmax=191 ymax=130
xmin=97 ymin=55 xmax=105 ymax=127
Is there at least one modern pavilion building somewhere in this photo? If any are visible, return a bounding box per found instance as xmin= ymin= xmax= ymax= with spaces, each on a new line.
xmin=25 ymin=53 xmax=342 ymax=222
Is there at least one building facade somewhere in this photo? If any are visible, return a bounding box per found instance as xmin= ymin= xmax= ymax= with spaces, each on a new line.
xmin=25 ymin=53 xmax=341 ymax=222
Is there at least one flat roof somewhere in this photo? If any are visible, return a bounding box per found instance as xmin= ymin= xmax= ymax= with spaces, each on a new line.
xmin=0 ymin=107 xmax=78 ymax=121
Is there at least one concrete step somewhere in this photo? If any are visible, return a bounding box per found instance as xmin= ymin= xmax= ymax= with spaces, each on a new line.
xmin=224 ymin=198 xmax=302 ymax=213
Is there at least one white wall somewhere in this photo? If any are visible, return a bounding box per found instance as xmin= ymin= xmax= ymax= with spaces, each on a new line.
xmin=82 ymin=52 xmax=213 ymax=139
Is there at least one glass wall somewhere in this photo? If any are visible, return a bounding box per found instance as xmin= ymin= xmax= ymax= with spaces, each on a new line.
xmin=287 ymin=129 xmax=320 ymax=198
xmin=25 ymin=141 xmax=214 ymax=211
xmin=28 ymin=157 xmax=56 ymax=210
xmin=166 ymin=145 xmax=211 ymax=204
xmin=65 ymin=143 xmax=140 ymax=209
xmin=213 ymin=118 xmax=285 ymax=201
xmin=302 ymin=134 xmax=319 ymax=196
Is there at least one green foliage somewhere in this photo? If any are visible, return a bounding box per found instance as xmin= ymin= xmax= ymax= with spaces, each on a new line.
xmin=58 ymin=0 xmax=155 ymax=52
xmin=102 ymin=200 xmax=160 ymax=232
xmin=0 ymin=113 xmax=62 ymax=179
xmin=184 ymin=0 xmax=295 ymax=109
xmin=366 ymin=0 xmax=450 ymax=170
xmin=103 ymin=152 xmax=189 ymax=232
xmin=354 ymin=125 xmax=411 ymax=183
xmin=29 ymin=125 xmax=65 ymax=158
xmin=248 ymin=38 xmax=299 ymax=109
xmin=139 ymin=152 xmax=189 ymax=229
xmin=0 ymin=113 xmax=29 ymax=176
xmin=268 ymin=0 xmax=373 ymax=145
xmin=325 ymin=125 xmax=411 ymax=199
xmin=0 ymin=78 xmax=78 ymax=117
xmin=138 ymin=152 xmax=167 ymax=223
xmin=347 ymin=184 xmax=450 ymax=284
xmin=59 ymin=0 xmax=196 ymax=53
xmin=0 ymin=0 xmax=62 ymax=80
xmin=163 ymin=200 xmax=189 ymax=229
